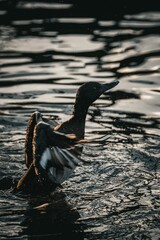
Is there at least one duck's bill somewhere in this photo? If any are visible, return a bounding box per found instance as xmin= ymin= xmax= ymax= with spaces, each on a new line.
xmin=102 ymin=80 xmax=119 ymax=93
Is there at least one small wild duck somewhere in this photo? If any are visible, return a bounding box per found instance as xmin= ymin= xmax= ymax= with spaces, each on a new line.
xmin=16 ymin=81 xmax=119 ymax=192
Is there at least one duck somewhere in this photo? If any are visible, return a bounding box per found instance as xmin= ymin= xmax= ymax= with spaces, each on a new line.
xmin=16 ymin=80 xmax=119 ymax=193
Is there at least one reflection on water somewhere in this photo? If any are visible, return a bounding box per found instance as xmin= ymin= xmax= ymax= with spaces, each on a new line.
xmin=0 ymin=1 xmax=160 ymax=239
xmin=21 ymin=190 xmax=84 ymax=240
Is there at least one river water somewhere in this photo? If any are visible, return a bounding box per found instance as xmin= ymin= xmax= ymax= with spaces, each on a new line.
xmin=0 ymin=1 xmax=160 ymax=239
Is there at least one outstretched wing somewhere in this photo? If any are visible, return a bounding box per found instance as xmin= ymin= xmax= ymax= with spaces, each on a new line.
xmin=25 ymin=111 xmax=58 ymax=168
xmin=33 ymin=121 xmax=82 ymax=184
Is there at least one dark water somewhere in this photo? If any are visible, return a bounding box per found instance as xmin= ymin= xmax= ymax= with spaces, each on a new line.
xmin=0 ymin=1 xmax=160 ymax=239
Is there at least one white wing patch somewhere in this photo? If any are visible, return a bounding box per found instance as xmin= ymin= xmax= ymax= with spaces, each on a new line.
xmin=39 ymin=146 xmax=81 ymax=184
xmin=55 ymin=167 xmax=74 ymax=184
xmin=40 ymin=148 xmax=52 ymax=169
xmin=49 ymin=167 xmax=56 ymax=179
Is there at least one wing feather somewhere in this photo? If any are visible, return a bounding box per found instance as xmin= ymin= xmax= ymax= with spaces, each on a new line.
xmin=33 ymin=121 xmax=82 ymax=184
xmin=39 ymin=146 xmax=81 ymax=184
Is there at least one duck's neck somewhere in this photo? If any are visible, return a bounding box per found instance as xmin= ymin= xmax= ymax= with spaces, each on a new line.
xmin=73 ymin=101 xmax=89 ymax=121
xmin=55 ymin=102 xmax=89 ymax=140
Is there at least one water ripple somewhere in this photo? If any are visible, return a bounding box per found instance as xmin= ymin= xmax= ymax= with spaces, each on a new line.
xmin=0 ymin=5 xmax=160 ymax=240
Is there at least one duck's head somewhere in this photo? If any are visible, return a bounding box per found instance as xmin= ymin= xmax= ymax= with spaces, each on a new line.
xmin=74 ymin=80 xmax=119 ymax=117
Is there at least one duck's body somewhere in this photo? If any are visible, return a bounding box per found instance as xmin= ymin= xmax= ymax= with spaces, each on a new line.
xmin=16 ymin=81 xmax=119 ymax=192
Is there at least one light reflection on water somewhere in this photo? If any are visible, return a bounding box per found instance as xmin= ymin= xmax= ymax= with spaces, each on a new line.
xmin=0 ymin=1 xmax=160 ymax=239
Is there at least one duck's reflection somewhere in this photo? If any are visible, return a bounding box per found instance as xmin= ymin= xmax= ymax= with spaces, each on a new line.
xmin=21 ymin=189 xmax=84 ymax=240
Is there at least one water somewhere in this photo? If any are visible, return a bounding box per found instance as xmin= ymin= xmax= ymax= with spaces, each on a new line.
xmin=0 ymin=1 xmax=160 ymax=239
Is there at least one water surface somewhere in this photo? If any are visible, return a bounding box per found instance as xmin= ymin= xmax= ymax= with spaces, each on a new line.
xmin=0 ymin=1 xmax=160 ymax=239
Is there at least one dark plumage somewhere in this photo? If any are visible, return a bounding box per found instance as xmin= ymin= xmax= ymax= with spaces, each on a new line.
xmin=16 ymin=81 xmax=119 ymax=192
